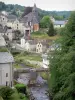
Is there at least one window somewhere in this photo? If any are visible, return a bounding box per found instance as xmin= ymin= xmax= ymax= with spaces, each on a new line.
xmin=38 ymin=44 xmax=39 ymax=47
xmin=6 ymin=81 xmax=8 ymax=86
xmin=6 ymin=73 xmax=8 ymax=77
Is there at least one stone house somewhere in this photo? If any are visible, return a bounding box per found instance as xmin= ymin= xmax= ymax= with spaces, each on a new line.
xmin=36 ymin=42 xmax=48 ymax=53
xmin=0 ymin=25 xmax=15 ymax=41
xmin=7 ymin=16 xmax=25 ymax=33
xmin=50 ymin=16 xmax=67 ymax=28
xmin=0 ymin=52 xmax=14 ymax=87
xmin=0 ymin=4 xmax=40 ymax=40
xmin=54 ymin=20 xmax=66 ymax=28
xmin=0 ymin=12 xmax=7 ymax=27
xmin=20 ymin=4 xmax=40 ymax=39
xmin=0 ymin=35 xmax=6 ymax=46
xmin=20 ymin=38 xmax=36 ymax=51
xmin=20 ymin=38 xmax=48 ymax=53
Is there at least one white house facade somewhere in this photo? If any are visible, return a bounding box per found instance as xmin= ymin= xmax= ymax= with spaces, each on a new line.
xmin=36 ymin=42 xmax=43 ymax=53
xmin=0 ymin=52 xmax=14 ymax=87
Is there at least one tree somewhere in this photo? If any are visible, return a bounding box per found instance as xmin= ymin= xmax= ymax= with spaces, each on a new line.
xmin=0 ymin=2 xmax=6 ymax=11
xmin=66 ymin=11 xmax=75 ymax=33
xmin=47 ymin=22 xmax=55 ymax=36
xmin=49 ymin=11 xmax=75 ymax=100
xmin=40 ymin=16 xmax=51 ymax=28
xmin=13 ymin=30 xmax=21 ymax=40
xmin=0 ymin=86 xmax=14 ymax=100
xmin=15 ymin=83 xmax=28 ymax=96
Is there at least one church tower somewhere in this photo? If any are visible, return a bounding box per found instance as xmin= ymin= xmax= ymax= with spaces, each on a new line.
xmin=32 ymin=3 xmax=37 ymax=12
xmin=32 ymin=3 xmax=39 ymax=32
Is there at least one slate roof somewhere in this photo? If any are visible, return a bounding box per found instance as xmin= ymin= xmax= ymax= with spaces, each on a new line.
xmin=7 ymin=14 xmax=17 ymax=22
xmin=20 ymin=4 xmax=39 ymax=24
xmin=0 ymin=12 xmax=6 ymax=17
xmin=21 ymin=13 xmax=39 ymax=24
xmin=0 ymin=52 xmax=14 ymax=63
xmin=54 ymin=20 xmax=66 ymax=25
xmin=32 ymin=16 xmax=39 ymax=24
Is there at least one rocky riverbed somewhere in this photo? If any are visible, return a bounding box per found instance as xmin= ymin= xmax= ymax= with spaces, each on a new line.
xmin=17 ymin=73 xmax=49 ymax=100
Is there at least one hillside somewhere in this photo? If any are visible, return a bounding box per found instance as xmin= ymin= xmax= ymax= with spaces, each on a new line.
xmin=0 ymin=1 xmax=71 ymax=19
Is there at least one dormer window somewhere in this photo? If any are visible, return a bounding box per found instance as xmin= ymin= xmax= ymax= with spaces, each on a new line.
xmin=3 ymin=18 xmax=4 ymax=20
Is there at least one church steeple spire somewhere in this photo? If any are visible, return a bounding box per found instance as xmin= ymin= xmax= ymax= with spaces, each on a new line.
xmin=32 ymin=3 xmax=37 ymax=12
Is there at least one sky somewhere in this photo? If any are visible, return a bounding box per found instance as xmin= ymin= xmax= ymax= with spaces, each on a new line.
xmin=0 ymin=0 xmax=75 ymax=11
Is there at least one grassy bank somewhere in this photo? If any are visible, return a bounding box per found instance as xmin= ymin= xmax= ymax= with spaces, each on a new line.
xmin=14 ymin=62 xmax=40 ymax=69
xmin=31 ymin=31 xmax=60 ymax=40
xmin=14 ymin=52 xmax=42 ymax=62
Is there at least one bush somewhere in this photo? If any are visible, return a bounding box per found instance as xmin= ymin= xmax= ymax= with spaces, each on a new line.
xmin=0 ymin=86 xmax=14 ymax=100
xmin=21 ymin=51 xmax=30 ymax=56
xmin=15 ymin=84 xmax=27 ymax=95
xmin=56 ymin=27 xmax=66 ymax=36
xmin=0 ymin=47 xmax=8 ymax=52
xmin=47 ymin=22 xmax=56 ymax=36
xmin=19 ymin=93 xmax=25 ymax=99
xmin=31 ymin=31 xmax=43 ymax=35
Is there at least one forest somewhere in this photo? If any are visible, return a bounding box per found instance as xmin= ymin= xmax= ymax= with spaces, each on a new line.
xmin=0 ymin=1 xmax=71 ymax=20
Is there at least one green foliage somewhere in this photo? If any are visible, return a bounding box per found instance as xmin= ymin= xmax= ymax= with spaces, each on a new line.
xmin=38 ymin=8 xmax=71 ymax=20
xmin=0 ymin=47 xmax=8 ymax=52
xmin=47 ymin=22 xmax=56 ymax=36
xmin=19 ymin=93 xmax=25 ymax=99
xmin=66 ymin=11 xmax=75 ymax=33
xmin=15 ymin=84 xmax=27 ymax=95
xmin=0 ymin=1 xmax=71 ymax=19
xmin=56 ymin=27 xmax=66 ymax=36
xmin=0 ymin=86 xmax=14 ymax=100
xmin=40 ymin=16 xmax=51 ymax=28
xmin=31 ymin=31 xmax=44 ymax=35
xmin=49 ymin=11 xmax=75 ymax=100
xmin=0 ymin=2 xmax=6 ymax=11
xmin=19 ymin=93 xmax=28 ymax=100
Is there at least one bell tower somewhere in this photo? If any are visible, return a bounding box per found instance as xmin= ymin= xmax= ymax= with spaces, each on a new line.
xmin=32 ymin=3 xmax=37 ymax=12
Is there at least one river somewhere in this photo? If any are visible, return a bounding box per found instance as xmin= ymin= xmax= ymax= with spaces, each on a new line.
xmin=17 ymin=73 xmax=49 ymax=100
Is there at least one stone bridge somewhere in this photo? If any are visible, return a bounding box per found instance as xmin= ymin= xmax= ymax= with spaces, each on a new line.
xmin=14 ymin=68 xmax=49 ymax=84
xmin=14 ymin=68 xmax=49 ymax=73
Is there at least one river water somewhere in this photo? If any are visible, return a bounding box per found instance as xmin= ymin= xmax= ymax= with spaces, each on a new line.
xmin=17 ymin=73 xmax=49 ymax=100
